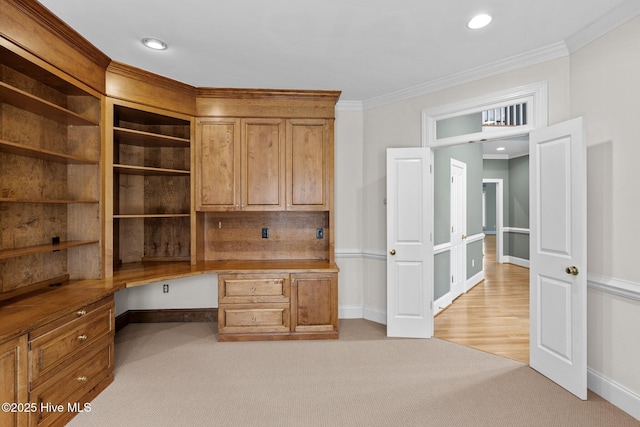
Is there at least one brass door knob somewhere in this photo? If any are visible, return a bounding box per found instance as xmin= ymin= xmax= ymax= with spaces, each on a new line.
xmin=565 ymin=266 xmax=579 ymax=276
xmin=389 ymin=249 xmax=396 ymax=256
xmin=462 ymin=234 xmax=467 ymax=239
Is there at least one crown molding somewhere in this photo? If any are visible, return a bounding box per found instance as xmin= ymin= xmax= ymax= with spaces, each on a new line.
xmin=362 ymin=41 xmax=568 ymax=110
xmin=336 ymin=100 xmax=363 ymax=112
xmin=566 ymin=0 xmax=640 ymax=53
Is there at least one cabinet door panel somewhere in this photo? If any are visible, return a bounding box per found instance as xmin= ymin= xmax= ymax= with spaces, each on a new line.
xmin=287 ymin=119 xmax=328 ymax=210
xmin=242 ymin=119 xmax=285 ymax=210
xmin=291 ymin=273 xmax=338 ymax=332
xmin=197 ymin=119 xmax=241 ymax=210
xmin=0 ymin=335 xmax=28 ymax=427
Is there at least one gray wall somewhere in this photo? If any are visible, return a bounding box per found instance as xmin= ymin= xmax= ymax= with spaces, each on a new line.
xmin=482 ymin=156 xmax=530 ymax=260
xmin=483 ymin=182 xmax=497 ymax=233
xmin=436 ymin=112 xmax=483 ymax=139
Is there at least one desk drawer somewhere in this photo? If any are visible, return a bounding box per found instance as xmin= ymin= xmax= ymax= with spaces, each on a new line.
xmin=29 ymin=337 xmax=113 ymax=427
xmin=219 ymin=303 xmax=290 ymax=334
xmin=219 ymin=274 xmax=289 ymax=304
xmin=29 ymin=300 xmax=113 ymax=387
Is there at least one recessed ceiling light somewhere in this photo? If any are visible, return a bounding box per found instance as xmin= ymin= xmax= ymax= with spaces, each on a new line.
xmin=496 ymin=147 xmax=506 ymax=151
xmin=467 ymin=14 xmax=492 ymax=30
xmin=142 ymin=37 xmax=167 ymax=50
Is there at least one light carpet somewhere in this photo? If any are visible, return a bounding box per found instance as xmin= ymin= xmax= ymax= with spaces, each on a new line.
xmin=68 ymin=319 xmax=638 ymax=426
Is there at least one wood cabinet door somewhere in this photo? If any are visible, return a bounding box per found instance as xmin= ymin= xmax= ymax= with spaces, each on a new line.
xmin=291 ymin=273 xmax=338 ymax=332
xmin=197 ymin=118 xmax=241 ymax=211
xmin=0 ymin=335 xmax=28 ymax=427
xmin=241 ymin=118 xmax=286 ymax=210
xmin=286 ymin=119 xmax=330 ymax=210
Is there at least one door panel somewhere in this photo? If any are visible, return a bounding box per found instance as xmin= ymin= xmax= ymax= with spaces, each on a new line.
xmin=386 ymin=148 xmax=432 ymax=338
xmin=450 ymin=159 xmax=466 ymax=298
xmin=242 ymin=119 xmax=285 ymax=210
xmin=530 ymin=117 xmax=587 ymax=399
xmin=197 ymin=119 xmax=241 ymax=210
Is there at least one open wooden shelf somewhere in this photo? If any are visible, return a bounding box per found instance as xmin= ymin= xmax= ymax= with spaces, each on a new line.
xmin=0 ymin=240 xmax=99 ymax=261
xmin=113 ymin=164 xmax=190 ymax=176
xmin=0 ymin=198 xmax=99 ymax=204
xmin=114 ymin=127 xmax=190 ymax=147
xmin=0 ymin=82 xmax=99 ymax=126
xmin=0 ymin=139 xmax=99 ymax=164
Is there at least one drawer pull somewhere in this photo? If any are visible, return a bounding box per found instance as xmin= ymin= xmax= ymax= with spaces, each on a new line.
xmin=77 ymin=376 xmax=87 ymax=382
xmin=77 ymin=334 xmax=88 ymax=341
xmin=251 ymin=286 xmax=256 ymax=293
xmin=252 ymin=316 xmax=257 ymax=322
xmin=76 ymin=310 xmax=87 ymax=316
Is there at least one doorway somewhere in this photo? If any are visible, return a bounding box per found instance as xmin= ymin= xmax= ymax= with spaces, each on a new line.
xmin=433 ymin=140 xmax=531 ymax=363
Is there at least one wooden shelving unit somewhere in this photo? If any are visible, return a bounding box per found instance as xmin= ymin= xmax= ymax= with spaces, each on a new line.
xmin=0 ymin=43 xmax=102 ymax=295
xmin=108 ymin=100 xmax=193 ymax=273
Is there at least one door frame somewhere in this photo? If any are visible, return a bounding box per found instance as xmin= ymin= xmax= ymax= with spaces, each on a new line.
xmin=421 ymin=81 xmax=547 ymax=316
xmin=482 ymin=179 xmax=504 ymax=263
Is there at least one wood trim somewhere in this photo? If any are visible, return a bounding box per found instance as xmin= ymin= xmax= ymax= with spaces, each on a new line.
xmin=1 ymin=0 xmax=109 ymax=92
xmin=4 ymin=0 xmax=110 ymax=67
xmin=196 ymin=89 xmax=340 ymax=118
xmin=116 ymin=308 xmax=218 ymax=331
xmin=196 ymin=87 xmax=341 ymax=101
xmin=106 ymin=61 xmax=197 ymax=115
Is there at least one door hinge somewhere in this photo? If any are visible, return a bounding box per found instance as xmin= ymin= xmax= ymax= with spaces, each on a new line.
xmin=451 ymin=275 xmax=454 ymax=283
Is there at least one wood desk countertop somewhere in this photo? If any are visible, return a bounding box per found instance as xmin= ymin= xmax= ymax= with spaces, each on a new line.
xmin=0 ymin=260 xmax=339 ymax=343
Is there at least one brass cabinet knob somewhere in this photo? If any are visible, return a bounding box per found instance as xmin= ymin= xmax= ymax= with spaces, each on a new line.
xmin=77 ymin=376 xmax=87 ymax=382
xmin=251 ymin=316 xmax=257 ymax=322
xmin=389 ymin=249 xmax=396 ymax=256
xmin=77 ymin=335 xmax=88 ymax=341
xmin=565 ymin=266 xmax=579 ymax=276
xmin=76 ymin=310 xmax=87 ymax=316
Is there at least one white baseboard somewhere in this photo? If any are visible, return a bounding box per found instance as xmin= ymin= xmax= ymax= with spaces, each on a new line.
xmin=339 ymin=306 xmax=364 ymax=319
xmin=363 ymin=306 xmax=387 ymax=325
xmin=465 ymin=270 xmax=485 ymax=292
xmin=588 ymin=368 xmax=640 ymax=421
xmin=503 ymin=256 xmax=530 ymax=268
xmin=434 ymin=294 xmax=453 ymax=315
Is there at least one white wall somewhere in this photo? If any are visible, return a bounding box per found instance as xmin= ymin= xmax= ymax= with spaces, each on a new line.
xmin=361 ymin=57 xmax=571 ymax=315
xmin=570 ymin=15 xmax=640 ymax=414
xmin=115 ymin=274 xmax=217 ymax=316
xmin=334 ymin=106 xmax=365 ymax=318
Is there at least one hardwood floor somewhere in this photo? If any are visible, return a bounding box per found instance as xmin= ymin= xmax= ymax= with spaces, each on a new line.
xmin=434 ymin=235 xmax=530 ymax=363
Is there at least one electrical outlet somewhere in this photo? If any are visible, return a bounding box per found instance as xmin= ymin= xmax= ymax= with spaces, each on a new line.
xmin=163 ymin=284 xmax=169 ymax=293
xmin=316 ymin=228 xmax=324 ymax=239
xmin=262 ymin=228 xmax=269 ymax=238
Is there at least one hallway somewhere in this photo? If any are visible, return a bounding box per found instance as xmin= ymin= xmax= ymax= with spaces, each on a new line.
xmin=434 ymin=235 xmax=530 ymax=363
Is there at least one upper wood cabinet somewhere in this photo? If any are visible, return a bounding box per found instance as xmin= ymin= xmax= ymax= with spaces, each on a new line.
xmin=286 ymin=119 xmax=331 ymax=211
xmin=197 ymin=118 xmax=287 ymax=211
xmin=196 ymin=117 xmax=330 ymax=212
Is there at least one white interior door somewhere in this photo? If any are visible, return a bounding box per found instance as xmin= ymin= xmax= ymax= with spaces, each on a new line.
xmin=530 ymin=117 xmax=587 ymax=399
xmin=386 ymin=148 xmax=433 ymax=338
xmin=450 ymin=159 xmax=466 ymax=299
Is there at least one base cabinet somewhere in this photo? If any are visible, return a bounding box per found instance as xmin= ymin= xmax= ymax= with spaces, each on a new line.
xmin=291 ymin=274 xmax=338 ymax=333
xmin=27 ymin=296 xmax=115 ymax=427
xmin=0 ymin=335 xmax=28 ymax=427
xmin=218 ymin=272 xmax=337 ymax=341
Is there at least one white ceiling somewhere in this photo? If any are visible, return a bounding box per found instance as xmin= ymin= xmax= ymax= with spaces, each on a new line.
xmin=38 ymin=0 xmax=638 ymax=103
